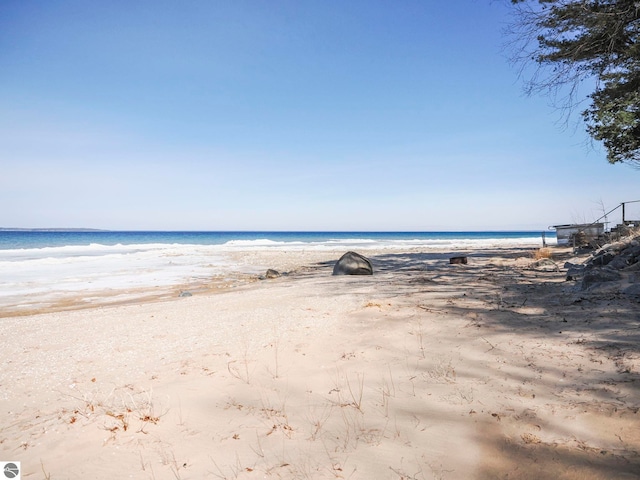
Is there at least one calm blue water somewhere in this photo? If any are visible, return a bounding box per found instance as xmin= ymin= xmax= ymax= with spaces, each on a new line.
xmin=0 ymin=230 xmax=553 ymax=250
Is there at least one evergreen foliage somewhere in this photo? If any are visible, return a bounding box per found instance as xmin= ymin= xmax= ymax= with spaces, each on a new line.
xmin=510 ymin=0 xmax=640 ymax=165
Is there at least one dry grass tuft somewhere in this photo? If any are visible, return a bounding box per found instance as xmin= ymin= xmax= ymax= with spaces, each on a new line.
xmin=532 ymin=248 xmax=553 ymax=260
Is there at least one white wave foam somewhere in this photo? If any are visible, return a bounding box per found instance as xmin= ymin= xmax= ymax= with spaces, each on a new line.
xmin=0 ymin=235 xmax=552 ymax=310
xmin=218 ymin=236 xmax=550 ymax=251
xmin=222 ymin=239 xmax=301 ymax=247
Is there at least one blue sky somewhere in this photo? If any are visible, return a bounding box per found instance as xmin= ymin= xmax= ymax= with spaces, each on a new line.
xmin=1 ymin=1 xmax=638 ymax=231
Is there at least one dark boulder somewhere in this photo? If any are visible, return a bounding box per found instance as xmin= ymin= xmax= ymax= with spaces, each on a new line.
xmin=608 ymin=254 xmax=632 ymax=270
xmin=449 ymin=256 xmax=468 ymax=265
xmin=565 ymin=262 xmax=585 ymax=281
xmin=591 ymin=251 xmax=616 ymax=267
xmin=333 ymin=251 xmax=373 ymax=276
xmin=623 ymin=283 xmax=640 ymax=295
xmin=581 ymin=268 xmax=622 ymax=290
xmin=610 ymin=244 xmax=640 ymax=269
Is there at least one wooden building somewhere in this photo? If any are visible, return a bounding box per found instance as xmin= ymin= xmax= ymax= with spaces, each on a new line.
xmin=552 ymin=223 xmax=605 ymax=246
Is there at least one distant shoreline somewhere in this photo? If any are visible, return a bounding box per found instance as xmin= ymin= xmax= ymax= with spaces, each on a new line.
xmin=0 ymin=228 xmax=551 ymax=233
xmin=0 ymin=227 xmax=108 ymax=232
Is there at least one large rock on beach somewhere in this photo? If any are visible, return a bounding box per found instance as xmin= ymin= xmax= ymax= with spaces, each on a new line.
xmin=591 ymin=251 xmax=616 ymax=267
xmin=332 ymin=251 xmax=373 ymax=276
xmin=581 ymin=268 xmax=622 ymax=290
xmin=623 ymin=283 xmax=640 ymax=295
xmin=574 ymin=233 xmax=640 ymax=291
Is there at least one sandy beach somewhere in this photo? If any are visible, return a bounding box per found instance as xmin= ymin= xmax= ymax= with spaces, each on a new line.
xmin=1 ymin=246 xmax=639 ymax=479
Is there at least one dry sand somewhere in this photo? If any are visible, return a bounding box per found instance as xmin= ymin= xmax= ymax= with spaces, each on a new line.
xmin=1 ymin=247 xmax=639 ymax=479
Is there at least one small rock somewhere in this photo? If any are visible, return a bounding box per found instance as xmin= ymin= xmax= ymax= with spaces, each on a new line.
xmin=179 ymin=291 xmax=193 ymax=297
xmin=565 ymin=262 xmax=585 ymax=281
xmin=265 ymin=269 xmax=281 ymax=279
xmin=530 ymin=258 xmax=558 ymax=271
xmin=449 ymin=256 xmax=468 ymax=265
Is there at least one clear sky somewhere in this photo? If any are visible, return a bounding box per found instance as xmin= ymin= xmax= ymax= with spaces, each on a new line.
xmin=1 ymin=1 xmax=638 ymax=231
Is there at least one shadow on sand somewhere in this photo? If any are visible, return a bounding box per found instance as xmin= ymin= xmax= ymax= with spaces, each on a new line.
xmin=314 ymin=249 xmax=640 ymax=478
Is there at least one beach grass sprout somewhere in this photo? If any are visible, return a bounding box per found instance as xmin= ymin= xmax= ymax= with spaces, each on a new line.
xmin=533 ymin=247 xmax=553 ymax=260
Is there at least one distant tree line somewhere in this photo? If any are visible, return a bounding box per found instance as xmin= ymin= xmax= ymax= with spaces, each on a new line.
xmin=509 ymin=0 xmax=640 ymax=166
